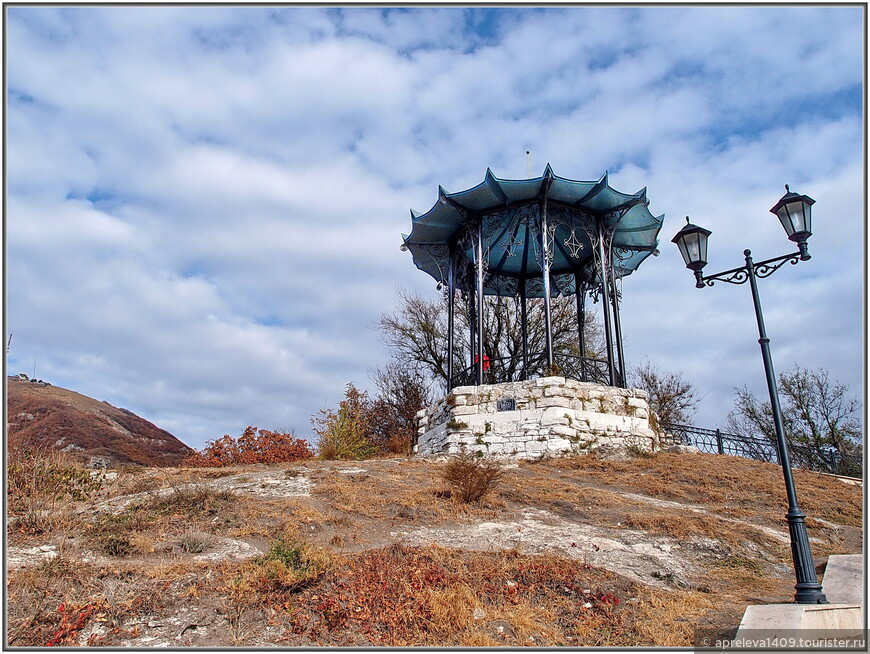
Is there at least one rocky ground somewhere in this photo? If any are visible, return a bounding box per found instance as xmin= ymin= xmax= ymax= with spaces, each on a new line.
xmin=5 ymin=451 xmax=862 ymax=647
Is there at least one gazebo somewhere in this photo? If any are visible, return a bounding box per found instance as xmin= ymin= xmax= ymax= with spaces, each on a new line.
xmin=402 ymin=165 xmax=664 ymax=392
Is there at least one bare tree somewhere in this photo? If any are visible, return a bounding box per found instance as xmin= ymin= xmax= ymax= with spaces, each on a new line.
xmin=367 ymin=361 xmax=433 ymax=455
xmin=629 ymin=358 xmax=699 ymax=428
xmin=726 ymin=365 xmax=862 ymax=474
xmin=377 ymin=288 xmax=604 ymax=386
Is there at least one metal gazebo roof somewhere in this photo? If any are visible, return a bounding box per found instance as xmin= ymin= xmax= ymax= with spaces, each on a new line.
xmin=402 ymin=165 xmax=664 ymax=297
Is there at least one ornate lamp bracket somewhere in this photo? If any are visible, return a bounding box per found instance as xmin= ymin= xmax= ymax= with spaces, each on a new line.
xmin=702 ymin=250 xmax=803 ymax=288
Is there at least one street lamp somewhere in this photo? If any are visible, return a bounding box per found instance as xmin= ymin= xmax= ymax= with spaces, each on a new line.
xmin=672 ymin=185 xmax=827 ymax=605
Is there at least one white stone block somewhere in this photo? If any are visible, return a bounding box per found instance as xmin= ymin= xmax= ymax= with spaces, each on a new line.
xmin=544 ymin=438 xmax=572 ymax=451
xmin=452 ymin=385 xmax=478 ymax=395
xmin=537 ymin=397 xmax=572 ymax=409
xmin=550 ymin=425 xmax=577 ymax=438
xmin=541 ymin=415 xmax=569 ymax=428
xmin=450 ymin=405 xmax=481 ymax=416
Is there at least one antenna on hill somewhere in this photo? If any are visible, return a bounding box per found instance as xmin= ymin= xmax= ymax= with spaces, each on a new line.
xmin=6 ymin=333 xmax=11 ymax=355
xmin=525 ymin=150 xmax=531 ymax=178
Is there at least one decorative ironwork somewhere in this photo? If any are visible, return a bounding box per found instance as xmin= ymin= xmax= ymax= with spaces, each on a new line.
xmin=532 ymin=220 xmax=554 ymax=269
xmin=485 ymin=272 xmax=519 ymax=296
xmin=563 ymin=229 xmax=585 ymax=258
xmin=703 ymin=268 xmax=749 ymax=287
xmin=661 ymin=423 xmax=862 ymax=478
xmin=482 ymin=213 xmax=508 ymax=246
xmin=546 ymin=202 xmax=583 ymax=230
xmin=525 ymin=276 xmax=546 ymax=297
xmin=702 ymin=251 xmax=801 ymax=287
xmin=502 ymin=202 xmax=538 ymax=231
xmin=755 ymin=252 xmax=801 ymax=278
xmin=405 ymin=168 xmax=665 ymax=394
xmin=686 ymin=238 xmax=828 ymax=604
xmin=501 ymin=234 xmax=523 ymax=257
xmin=553 ymin=273 xmax=576 ymax=296
xmin=410 ymin=242 xmax=451 ymax=285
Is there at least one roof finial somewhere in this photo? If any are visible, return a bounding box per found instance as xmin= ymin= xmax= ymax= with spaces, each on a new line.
xmin=685 ymin=216 xmax=690 ymax=224
xmin=525 ymin=150 xmax=531 ymax=178
xmin=785 ymin=184 xmax=790 ymax=192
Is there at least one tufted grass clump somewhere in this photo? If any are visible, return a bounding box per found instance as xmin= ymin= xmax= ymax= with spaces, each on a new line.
xmin=441 ymin=449 xmax=503 ymax=503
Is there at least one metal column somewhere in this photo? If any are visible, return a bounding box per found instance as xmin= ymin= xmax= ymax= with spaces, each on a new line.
xmin=597 ymin=227 xmax=617 ymax=386
xmin=520 ymin=277 xmax=529 ymax=380
xmin=574 ymin=271 xmax=586 ymax=359
xmin=744 ymin=250 xmax=826 ymax=604
xmin=609 ymin=265 xmax=626 ymax=387
xmin=475 ymin=218 xmax=485 ymax=385
xmin=540 ymin=197 xmax=554 ymax=371
xmin=468 ymin=271 xmax=475 ymax=374
xmin=446 ymin=250 xmax=454 ymax=393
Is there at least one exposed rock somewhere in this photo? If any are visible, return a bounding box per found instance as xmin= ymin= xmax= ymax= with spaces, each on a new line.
xmin=664 ymin=444 xmax=700 ymax=454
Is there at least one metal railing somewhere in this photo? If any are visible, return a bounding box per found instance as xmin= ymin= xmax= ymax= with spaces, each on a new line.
xmin=661 ymin=422 xmax=863 ymax=478
xmin=449 ymin=351 xmax=622 ymax=390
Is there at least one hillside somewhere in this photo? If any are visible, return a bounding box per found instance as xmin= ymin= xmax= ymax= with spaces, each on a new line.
xmin=6 ymin=377 xmax=192 ymax=467
xmin=5 ymin=450 xmax=862 ymax=647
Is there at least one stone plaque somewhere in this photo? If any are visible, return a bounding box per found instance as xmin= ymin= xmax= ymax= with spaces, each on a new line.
xmin=496 ymin=398 xmax=516 ymax=412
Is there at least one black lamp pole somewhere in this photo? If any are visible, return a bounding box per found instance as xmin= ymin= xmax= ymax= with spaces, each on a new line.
xmin=672 ymin=187 xmax=827 ymax=605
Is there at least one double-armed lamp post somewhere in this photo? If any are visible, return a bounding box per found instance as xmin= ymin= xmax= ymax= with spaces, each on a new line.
xmin=672 ymin=186 xmax=827 ymax=605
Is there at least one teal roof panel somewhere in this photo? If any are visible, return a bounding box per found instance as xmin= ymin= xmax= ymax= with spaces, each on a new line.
xmin=403 ymin=166 xmax=664 ymax=296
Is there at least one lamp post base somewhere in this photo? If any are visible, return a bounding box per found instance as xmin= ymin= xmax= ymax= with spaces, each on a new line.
xmin=787 ymin=509 xmax=828 ymax=604
xmin=794 ymin=584 xmax=828 ymax=604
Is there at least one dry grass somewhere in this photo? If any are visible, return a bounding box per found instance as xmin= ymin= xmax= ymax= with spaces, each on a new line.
xmin=538 ymin=451 xmax=863 ymax=527
xmin=7 ymin=449 xmax=103 ymax=535
xmin=258 ymin=543 xmax=721 ymax=647
xmin=6 ymin=557 xmax=165 ymax=647
xmin=310 ymin=460 xmax=503 ymax=524
xmin=5 ymin=452 xmax=860 ymax=647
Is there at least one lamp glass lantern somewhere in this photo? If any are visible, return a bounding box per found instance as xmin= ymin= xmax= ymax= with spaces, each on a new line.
xmin=671 ymin=217 xmax=712 ymax=271
xmin=770 ymin=185 xmax=814 ymax=244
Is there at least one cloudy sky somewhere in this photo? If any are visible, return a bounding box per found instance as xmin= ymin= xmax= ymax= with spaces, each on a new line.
xmin=5 ymin=5 xmax=864 ymax=449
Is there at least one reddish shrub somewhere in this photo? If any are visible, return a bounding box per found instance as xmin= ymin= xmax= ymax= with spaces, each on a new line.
xmin=183 ymin=426 xmax=313 ymax=467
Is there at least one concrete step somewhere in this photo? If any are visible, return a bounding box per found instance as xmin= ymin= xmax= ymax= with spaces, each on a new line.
xmin=733 ymin=554 xmax=864 ymax=647
xmin=821 ymin=554 xmax=863 ymax=605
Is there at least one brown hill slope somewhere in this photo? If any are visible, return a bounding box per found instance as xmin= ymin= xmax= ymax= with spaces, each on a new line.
xmin=6 ymin=377 xmax=192 ymax=466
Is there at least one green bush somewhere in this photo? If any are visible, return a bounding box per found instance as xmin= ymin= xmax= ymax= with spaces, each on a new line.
xmin=88 ymin=511 xmax=151 ymax=556
xmin=252 ymin=537 xmax=331 ymax=592
xmin=147 ymin=485 xmax=236 ymax=517
xmin=311 ymin=384 xmax=377 ymax=460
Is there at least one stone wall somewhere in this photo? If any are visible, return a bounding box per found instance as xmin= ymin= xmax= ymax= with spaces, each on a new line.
xmin=415 ymin=376 xmax=658 ymax=459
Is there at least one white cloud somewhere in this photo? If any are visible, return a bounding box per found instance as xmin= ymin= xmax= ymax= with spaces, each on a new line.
xmin=6 ymin=6 xmax=864 ymax=448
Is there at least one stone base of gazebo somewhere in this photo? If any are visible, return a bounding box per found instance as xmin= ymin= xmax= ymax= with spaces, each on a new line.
xmin=414 ymin=377 xmax=659 ymax=459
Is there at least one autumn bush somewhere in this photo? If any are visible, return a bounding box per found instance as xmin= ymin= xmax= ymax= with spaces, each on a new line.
xmin=182 ymin=426 xmax=314 ymax=467
xmin=313 ymin=368 xmax=430 ymax=459
xmin=311 ymin=384 xmax=377 ymax=460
